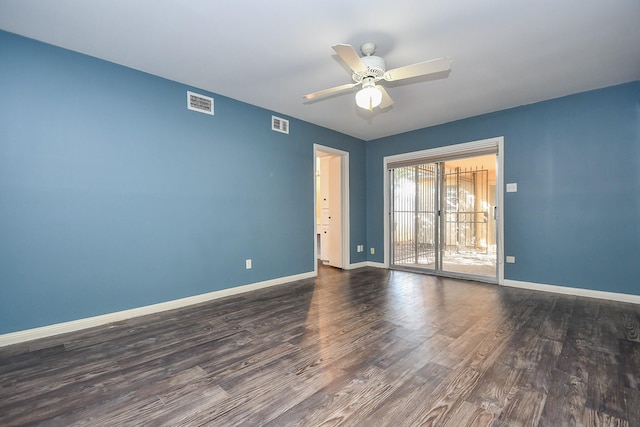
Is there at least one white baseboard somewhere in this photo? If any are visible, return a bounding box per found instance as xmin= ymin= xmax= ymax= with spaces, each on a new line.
xmin=0 ymin=271 xmax=316 ymax=348
xmin=364 ymin=261 xmax=387 ymax=269
xmin=343 ymin=261 xmax=387 ymax=270
xmin=346 ymin=261 xmax=372 ymax=269
xmin=503 ymin=279 xmax=640 ymax=305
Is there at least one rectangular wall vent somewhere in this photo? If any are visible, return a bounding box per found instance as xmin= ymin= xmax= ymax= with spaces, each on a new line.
xmin=272 ymin=116 xmax=289 ymax=134
xmin=187 ymin=91 xmax=214 ymax=115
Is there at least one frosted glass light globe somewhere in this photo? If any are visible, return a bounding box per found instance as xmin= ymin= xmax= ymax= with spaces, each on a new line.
xmin=355 ymin=86 xmax=382 ymax=110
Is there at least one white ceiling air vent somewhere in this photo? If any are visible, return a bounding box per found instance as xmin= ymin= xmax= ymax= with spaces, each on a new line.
xmin=272 ymin=116 xmax=289 ymax=134
xmin=187 ymin=91 xmax=214 ymax=115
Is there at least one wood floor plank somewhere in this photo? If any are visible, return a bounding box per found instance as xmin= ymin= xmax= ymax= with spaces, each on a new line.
xmin=619 ymin=339 xmax=640 ymax=390
xmin=1 ymin=265 xmax=638 ymax=426
xmin=465 ymin=361 xmax=524 ymax=416
xmin=586 ymin=349 xmax=627 ymax=420
xmin=517 ymin=336 xmax=563 ymax=398
xmin=363 ymin=361 xmax=451 ymax=426
xmin=402 ymin=365 xmax=486 ymax=426
xmin=538 ymin=369 xmax=588 ymax=427
xmin=619 ymin=307 xmax=640 ymax=342
xmin=445 ymin=400 xmax=497 ymax=427
xmin=494 ymin=387 xmax=547 ymax=427
xmin=624 ymin=388 xmax=640 ymax=426
xmin=539 ymin=295 xmax=574 ymax=342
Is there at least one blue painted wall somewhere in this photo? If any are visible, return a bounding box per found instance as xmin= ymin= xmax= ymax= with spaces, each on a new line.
xmin=1 ymin=29 xmax=638 ymax=336
xmin=366 ymin=81 xmax=640 ymax=295
xmin=0 ymin=31 xmax=366 ymax=334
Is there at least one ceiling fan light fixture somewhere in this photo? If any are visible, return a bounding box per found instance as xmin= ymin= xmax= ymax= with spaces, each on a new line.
xmin=355 ymin=78 xmax=382 ymax=111
xmin=304 ymin=42 xmax=451 ymax=111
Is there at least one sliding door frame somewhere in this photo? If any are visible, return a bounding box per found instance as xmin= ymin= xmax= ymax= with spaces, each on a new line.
xmin=383 ymin=137 xmax=505 ymax=285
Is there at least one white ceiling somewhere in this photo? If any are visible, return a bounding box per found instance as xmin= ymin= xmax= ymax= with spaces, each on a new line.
xmin=1 ymin=0 xmax=638 ymax=141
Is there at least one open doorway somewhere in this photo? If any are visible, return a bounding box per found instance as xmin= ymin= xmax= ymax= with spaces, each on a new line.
xmin=314 ymin=145 xmax=349 ymax=271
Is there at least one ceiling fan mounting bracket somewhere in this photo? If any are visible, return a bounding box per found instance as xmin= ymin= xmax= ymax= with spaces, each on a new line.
xmin=360 ymin=42 xmax=376 ymax=56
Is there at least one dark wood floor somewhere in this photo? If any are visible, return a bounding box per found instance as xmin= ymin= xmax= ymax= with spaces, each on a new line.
xmin=1 ymin=266 xmax=639 ymax=426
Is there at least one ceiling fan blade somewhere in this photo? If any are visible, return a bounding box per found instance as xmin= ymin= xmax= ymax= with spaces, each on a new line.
xmin=378 ymin=86 xmax=394 ymax=109
xmin=303 ymin=83 xmax=358 ymax=100
xmin=384 ymin=57 xmax=452 ymax=82
xmin=332 ymin=43 xmax=367 ymax=74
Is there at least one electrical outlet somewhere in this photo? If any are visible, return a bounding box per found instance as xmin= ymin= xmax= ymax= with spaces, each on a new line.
xmin=357 ymin=245 xmax=364 ymax=252
xmin=245 ymin=259 xmax=252 ymax=269
xmin=370 ymin=247 xmax=375 ymax=255
xmin=506 ymin=256 xmax=516 ymax=263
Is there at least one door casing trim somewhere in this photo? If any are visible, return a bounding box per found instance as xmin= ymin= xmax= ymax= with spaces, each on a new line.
xmin=314 ymin=144 xmax=350 ymax=273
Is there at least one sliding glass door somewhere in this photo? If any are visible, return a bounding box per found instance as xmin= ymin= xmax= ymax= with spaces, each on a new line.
xmin=390 ymin=154 xmax=497 ymax=282
xmin=390 ymin=163 xmax=439 ymax=269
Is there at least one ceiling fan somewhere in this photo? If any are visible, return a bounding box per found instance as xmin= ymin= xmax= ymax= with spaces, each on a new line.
xmin=304 ymin=42 xmax=452 ymax=111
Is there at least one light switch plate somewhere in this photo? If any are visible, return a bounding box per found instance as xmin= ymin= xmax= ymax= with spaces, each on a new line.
xmin=506 ymin=183 xmax=518 ymax=192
